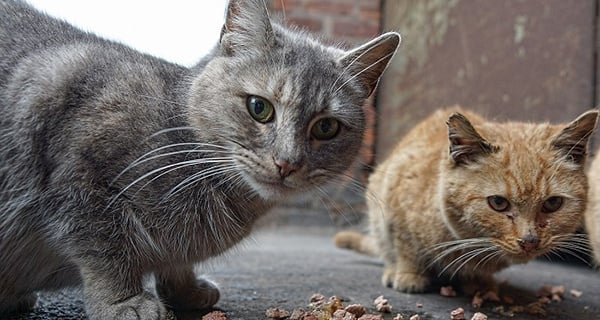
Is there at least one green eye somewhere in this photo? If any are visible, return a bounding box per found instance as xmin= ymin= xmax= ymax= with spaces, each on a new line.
xmin=541 ymin=196 xmax=563 ymax=213
xmin=311 ymin=117 xmax=340 ymax=140
xmin=487 ymin=195 xmax=510 ymax=212
xmin=247 ymin=95 xmax=274 ymax=123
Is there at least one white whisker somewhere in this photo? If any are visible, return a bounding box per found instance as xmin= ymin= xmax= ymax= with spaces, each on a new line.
xmin=449 ymin=246 xmax=498 ymax=279
xmin=112 ymin=142 xmax=231 ymax=184
xmin=108 ymin=158 xmax=231 ymax=209
xmin=162 ymin=163 xmax=238 ymax=201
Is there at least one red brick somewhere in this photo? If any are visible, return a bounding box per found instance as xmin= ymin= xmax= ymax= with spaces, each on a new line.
xmin=333 ymin=20 xmax=380 ymax=38
xmin=360 ymin=9 xmax=381 ymax=22
xmin=287 ymin=17 xmax=324 ymax=33
xmin=304 ymin=2 xmax=355 ymax=16
xmin=358 ymin=1 xmax=381 ymax=11
xmin=268 ymin=0 xmax=303 ymax=11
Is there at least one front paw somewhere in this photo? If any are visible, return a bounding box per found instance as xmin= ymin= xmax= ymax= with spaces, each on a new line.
xmin=88 ymin=291 xmax=167 ymax=320
xmin=158 ymin=277 xmax=220 ymax=311
xmin=391 ymin=272 xmax=430 ymax=293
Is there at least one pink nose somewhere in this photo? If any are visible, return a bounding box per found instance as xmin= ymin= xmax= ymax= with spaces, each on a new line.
xmin=274 ymin=159 xmax=301 ymax=178
xmin=518 ymin=235 xmax=540 ymax=253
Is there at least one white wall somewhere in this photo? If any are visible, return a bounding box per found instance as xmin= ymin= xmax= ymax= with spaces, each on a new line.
xmin=26 ymin=0 xmax=228 ymax=66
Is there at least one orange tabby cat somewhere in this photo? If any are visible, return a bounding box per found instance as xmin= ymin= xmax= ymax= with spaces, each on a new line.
xmin=336 ymin=107 xmax=598 ymax=293
xmin=585 ymin=150 xmax=600 ymax=266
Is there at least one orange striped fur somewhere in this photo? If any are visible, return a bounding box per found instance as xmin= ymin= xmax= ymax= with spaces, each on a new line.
xmin=336 ymin=107 xmax=598 ymax=293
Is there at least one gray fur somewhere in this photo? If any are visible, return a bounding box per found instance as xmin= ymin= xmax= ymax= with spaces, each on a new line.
xmin=0 ymin=0 xmax=400 ymax=318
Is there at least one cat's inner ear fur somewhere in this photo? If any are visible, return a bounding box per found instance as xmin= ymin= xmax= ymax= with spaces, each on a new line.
xmin=551 ymin=110 xmax=599 ymax=165
xmin=446 ymin=113 xmax=498 ymax=165
xmin=338 ymin=32 xmax=401 ymax=98
xmin=220 ymin=0 xmax=275 ymax=55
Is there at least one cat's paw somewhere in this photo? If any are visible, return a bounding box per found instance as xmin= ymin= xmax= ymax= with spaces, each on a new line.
xmin=381 ymin=267 xmax=396 ymax=288
xmin=158 ymin=277 xmax=220 ymax=311
xmin=88 ymin=291 xmax=167 ymax=320
xmin=392 ymin=272 xmax=430 ymax=293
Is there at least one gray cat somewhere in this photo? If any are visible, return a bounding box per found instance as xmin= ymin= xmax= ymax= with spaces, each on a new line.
xmin=0 ymin=0 xmax=400 ymax=318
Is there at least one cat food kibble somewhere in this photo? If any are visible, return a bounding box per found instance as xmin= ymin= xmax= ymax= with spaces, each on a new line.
xmin=290 ymin=309 xmax=318 ymax=320
xmin=450 ymin=307 xmax=465 ymax=320
xmin=470 ymin=312 xmax=487 ymax=320
xmin=373 ymin=295 xmax=392 ymax=313
xmin=471 ymin=292 xmax=484 ymax=308
xmin=344 ymin=304 xmax=366 ymax=317
xmin=202 ymin=310 xmax=228 ymax=320
xmin=266 ymin=307 xmax=291 ymax=319
xmin=440 ymin=285 xmax=457 ymax=297
xmin=570 ymin=289 xmax=583 ymax=297
xmin=310 ymin=293 xmax=327 ymax=304
xmin=271 ymin=294 xmax=395 ymax=320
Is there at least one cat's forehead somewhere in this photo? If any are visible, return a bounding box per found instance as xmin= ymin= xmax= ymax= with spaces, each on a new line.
xmin=240 ymin=34 xmax=360 ymax=116
xmin=479 ymin=122 xmax=557 ymax=147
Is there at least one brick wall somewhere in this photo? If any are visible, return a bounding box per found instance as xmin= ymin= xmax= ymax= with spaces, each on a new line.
xmin=267 ymin=0 xmax=382 ymax=46
xmin=265 ymin=0 xmax=383 ymax=220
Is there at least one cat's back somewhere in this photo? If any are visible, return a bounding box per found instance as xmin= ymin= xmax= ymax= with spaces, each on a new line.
xmin=0 ymin=0 xmax=92 ymax=79
xmin=0 ymin=0 xmax=185 ymax=90
xmin=0 ymin=0 xmax=190 ymax=197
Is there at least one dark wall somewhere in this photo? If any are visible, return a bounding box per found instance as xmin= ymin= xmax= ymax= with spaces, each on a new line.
xmin=378 ymin=0 xmax=597 ymax=160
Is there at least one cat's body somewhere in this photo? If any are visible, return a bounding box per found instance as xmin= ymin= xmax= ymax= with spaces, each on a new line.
xmin=336 ymin=107 xmax=598 ymax=293
xmin=0 ymin=0 xmax=400 ymax=318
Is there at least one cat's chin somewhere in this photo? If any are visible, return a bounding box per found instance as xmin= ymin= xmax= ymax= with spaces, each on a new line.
xmin=244 ymin=176 xmax=300 ymax=200
xmin=506 ymin=252 xmax=540 ymax=264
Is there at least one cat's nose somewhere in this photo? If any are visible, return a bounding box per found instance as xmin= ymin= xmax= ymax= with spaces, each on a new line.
xmin=518 ymin=234 xmax=540 ymax=253
xmin=274 ymin=159 xmax=301 ymax=178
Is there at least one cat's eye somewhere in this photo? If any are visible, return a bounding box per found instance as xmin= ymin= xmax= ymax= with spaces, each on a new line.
xmin=311 ymin=117 xmax=340 ymax=140
xmin=247 ymin=95 xmax=274 ymax=123
xmin=487 ymin=195 xmax=510 ymax=212
xmin=541 ymin=196 xmax=563 ymax=213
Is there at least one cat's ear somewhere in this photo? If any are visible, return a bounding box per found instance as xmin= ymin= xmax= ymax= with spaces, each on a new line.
xmin=446 ymin=113 xmax=498 ymax=165
xmin=551 ymin=110 xmax=599 ymax=165
xmin=338 ymin=32 xmax=401 ymax=97
xmin=220 ymin=0 xmax=275 ymax=55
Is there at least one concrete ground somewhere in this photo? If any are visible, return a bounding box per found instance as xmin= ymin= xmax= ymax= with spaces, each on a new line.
xmin=5 ymin=209 xmax=600 ymax=320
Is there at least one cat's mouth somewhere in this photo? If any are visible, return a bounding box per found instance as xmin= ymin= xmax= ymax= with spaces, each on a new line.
xmin=506 ymin=247 xmax=548 ymax=264
xmin=247 ymin=176 xmax=299 ymax=198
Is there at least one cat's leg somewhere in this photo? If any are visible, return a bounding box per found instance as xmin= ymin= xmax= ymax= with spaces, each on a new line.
xmin=376 ymin=215 xmax=430 ymax=292
xmin=155 ymin=266 xmax=220 ymax=311
xmin=380 ymin=242 xmax=430 ymax=292
xmin=390 ymin=230 xmax=430 ymax=292
xmin=378 ymin=246 xmax=398 ymax=289
xmin=80 ymin=266 xmax=167 ymax=320
xmin=380 ymin=239 xmax=430 ymax=292
xmin=369 ymin=206 xmax=398 ymax=288
xmin=390 ymin=256 xmax=430 ymax=293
